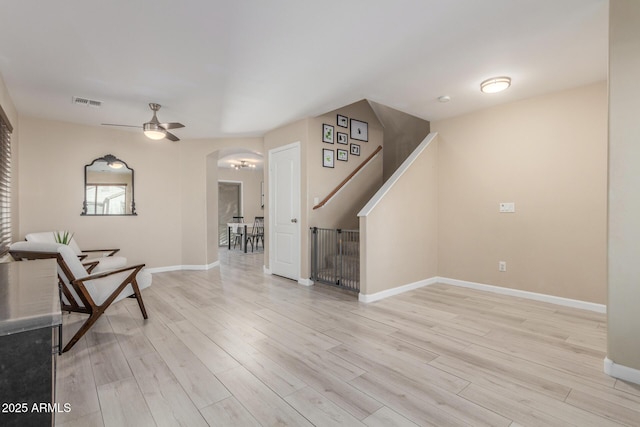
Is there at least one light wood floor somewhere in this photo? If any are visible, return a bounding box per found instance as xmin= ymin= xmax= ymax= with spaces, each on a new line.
xmin=56 ymin=249 xmax=640 ymax=426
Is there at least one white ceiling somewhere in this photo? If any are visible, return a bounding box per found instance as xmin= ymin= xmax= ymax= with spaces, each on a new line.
xmin=0 ymin=0 xmax=608 ymax=140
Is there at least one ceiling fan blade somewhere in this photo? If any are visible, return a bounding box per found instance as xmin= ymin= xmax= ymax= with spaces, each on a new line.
xmin=101 ymin=123 xmax=142 ymax=128
xmin=164 ymin=131 xmax=180 ymax=142
xmin=160 ymin=122 xmax=185 ymax=130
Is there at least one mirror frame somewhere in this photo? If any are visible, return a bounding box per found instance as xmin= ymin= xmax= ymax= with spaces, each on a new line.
xmin=81 ymin=154 xmax=137 ymax=216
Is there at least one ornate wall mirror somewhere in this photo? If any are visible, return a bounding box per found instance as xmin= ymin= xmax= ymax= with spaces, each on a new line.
xmin=81 ymin=154 xmax=136 ymax=215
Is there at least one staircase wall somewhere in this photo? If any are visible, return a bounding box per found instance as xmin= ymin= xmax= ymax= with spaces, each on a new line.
xmin=359 ymin=133 xmax=438 ymax=298
xmin=308 ymin=100 xmax=384 ymax=230
xmin=368 ymin=101 xmax=430 ymax=182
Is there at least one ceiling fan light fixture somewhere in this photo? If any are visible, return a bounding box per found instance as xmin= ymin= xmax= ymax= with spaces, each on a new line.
xmin=143 ymin=122 xmax=166 ymax=140
xmin=480 ymin=76 xmax=511 ymax=94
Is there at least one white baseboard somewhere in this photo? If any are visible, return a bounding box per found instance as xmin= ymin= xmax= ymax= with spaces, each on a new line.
xmin=298 ymin=278 xmax=313 ymax=287
xmin=259 ymin=265 xmax=309 ymax=285
xmin=358 ymin=277 xmax=439 ymax=303
xmin=358 ymin=275 xmax=606 ymax=313
xmin=437 ymin=277 xmax=606 ymax=313
xmin=146 ymin=265 xmax=182 ymax=274
xmin=604 ymin=357 xmax=640 ymax=385
xmin=146 ymin=261 xmax=220 ymax=274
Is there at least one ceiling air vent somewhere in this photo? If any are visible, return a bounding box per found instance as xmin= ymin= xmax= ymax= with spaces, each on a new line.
xmin=72 ymin=96 xmax=102 ymax=108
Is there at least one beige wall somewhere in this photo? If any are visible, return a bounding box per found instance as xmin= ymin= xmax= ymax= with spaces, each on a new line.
xmin=263 ymin=101 xmax=384 ymax=281
xmin=433 ymin=82 xmax=608 ymax=303
xmin=608 ymin=0 xmax=640 ymax=373
xmin=17 ymin=116 xmax=262 ymax=269
xmin=18 ymin=117 xmax=182 ymax=267
xmin=308 ymin=100 xmax=384 ymax=230
xmin=360 ymin=136 xmax=438 ymax=295
xmin=13 ymin=82 xmax=611 ymax=313
xmin=368 ymin=101 xmax=430 ymax=181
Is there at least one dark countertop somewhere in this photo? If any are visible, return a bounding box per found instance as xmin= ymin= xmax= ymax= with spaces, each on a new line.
xmin=0 ymin=259 xmax=61 ymax=336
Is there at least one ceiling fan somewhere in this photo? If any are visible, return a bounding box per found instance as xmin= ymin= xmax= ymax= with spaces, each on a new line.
xmin=102 ymin=103 xmax=185 ymax=141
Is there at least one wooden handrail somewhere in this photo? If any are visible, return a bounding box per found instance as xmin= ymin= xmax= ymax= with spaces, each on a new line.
xmin=313 ymin=145 xmax=382 ymax=210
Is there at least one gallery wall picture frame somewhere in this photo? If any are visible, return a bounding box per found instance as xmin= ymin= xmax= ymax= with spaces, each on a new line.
xmin=350 ymin=143 xmax=360 ymax=156
xmin=323 ymin=148 xmax=335 ymax=168
xmin=337 ymin=132 xmax=348 ymax=145
xmin=323 ymin=124 xmax=334 ymax=143
xmin=350 ymin=119 xmax=368 ymax=142
xmin=337 ymin=149 xmax=348 ymax=162
xmin=337 ymin=114 xmax=348 ymax=128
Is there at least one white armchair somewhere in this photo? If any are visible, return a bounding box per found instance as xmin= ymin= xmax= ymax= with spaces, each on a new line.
xmin=25 ymin=231 xmax=127 ymax=273
xmin=9 ymin=241 xmax=151 ymax=353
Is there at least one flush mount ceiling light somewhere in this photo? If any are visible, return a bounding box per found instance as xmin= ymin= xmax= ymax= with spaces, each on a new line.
xmin=437 ymin=95 xmax=451 ymax=103
xmin=480 ymin=76 xmax=511 ymax=94
xmin=233 ymin=160 xmax=256 ymax=170
xmin=108 ymin=161 xmax=123 ymax=169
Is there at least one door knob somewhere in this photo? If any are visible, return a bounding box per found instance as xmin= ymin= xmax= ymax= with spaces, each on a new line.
xmin=291 ymin=218 xmax=298 ymax=223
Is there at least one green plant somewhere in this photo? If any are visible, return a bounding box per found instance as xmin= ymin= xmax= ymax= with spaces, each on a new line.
xmin=54 ymin=231 xmax=74 ymax=245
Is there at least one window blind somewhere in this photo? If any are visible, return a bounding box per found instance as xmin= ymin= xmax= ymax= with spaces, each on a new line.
xmin=0 ymin=106 xmax=12 ymax=256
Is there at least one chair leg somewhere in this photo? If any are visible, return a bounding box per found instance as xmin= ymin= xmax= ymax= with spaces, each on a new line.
xmin=130 ymin=279 xmax=148 ymax=319
xmin=63 ymin=278 xmax=148 ymax=352
xmin=62 ymin=311 xmax=103 ymax=353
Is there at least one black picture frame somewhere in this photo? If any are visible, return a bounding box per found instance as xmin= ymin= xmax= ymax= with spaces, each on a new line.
xmin=350 ymin=143 xmax=360 ymax=156
xmin=337 ymin=149 xmax=348 ymax=162
xmin=350 ymin=119 xmax=368 ymax=142
xmin=323 ymin=148 xmax=335 ymax=168
xmin=337 ymin=132 xmax=348 ymax=145
xmin=322 ymin=124 xmax=334 ymax=143
xmin=337 ymin=114 xmax=348 ymax=128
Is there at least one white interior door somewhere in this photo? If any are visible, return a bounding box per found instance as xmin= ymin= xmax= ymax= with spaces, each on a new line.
xmin=269 ymin=142 xmax=300 ymax=280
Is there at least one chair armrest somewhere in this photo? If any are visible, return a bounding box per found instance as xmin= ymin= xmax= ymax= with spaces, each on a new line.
xmin=82 ymin=260 xmax=100 ymax=274
xmin=9 ymin=249 xmax=59 ymax=261
xmin=81 ymin=248 xmax=120 ymax=257
xmin=73 ymin=263 xmax=145 ymax=283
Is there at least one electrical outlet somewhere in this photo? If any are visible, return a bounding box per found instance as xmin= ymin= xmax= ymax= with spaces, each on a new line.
xmin=499 ymin=261 xmax=507 ymax=272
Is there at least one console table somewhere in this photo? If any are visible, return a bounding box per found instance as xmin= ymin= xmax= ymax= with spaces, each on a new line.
xmin=0 ymin=259 xmax=61 ymax=427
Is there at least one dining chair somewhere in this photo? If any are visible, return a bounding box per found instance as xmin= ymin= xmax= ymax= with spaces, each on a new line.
xmin=231 ymin=216 xmax=245 ymax=249
xmin=247 ymin=216 xmax=265 ymax=251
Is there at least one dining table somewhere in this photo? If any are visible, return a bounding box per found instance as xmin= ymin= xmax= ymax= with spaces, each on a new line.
xmin=227 ymin=222 xmax=253 ymax=253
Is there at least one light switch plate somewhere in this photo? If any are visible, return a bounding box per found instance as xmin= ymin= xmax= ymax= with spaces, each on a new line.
xmin=499 ymin=202 xmax=515 ymax=213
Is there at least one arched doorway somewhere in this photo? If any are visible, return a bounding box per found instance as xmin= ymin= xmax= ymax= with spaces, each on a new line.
xmin=213 ymin=148 xmax=264 ymax=254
